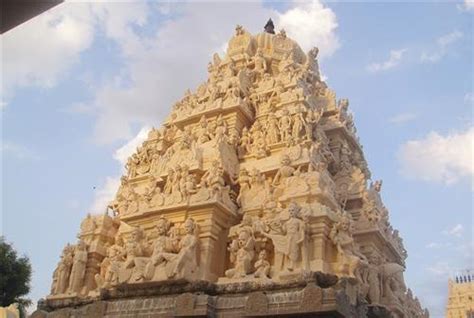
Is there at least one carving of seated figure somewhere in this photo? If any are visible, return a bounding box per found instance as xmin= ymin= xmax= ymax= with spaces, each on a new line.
xmin=225 ymin=229 xmax=255 ymax=278
xmin=148 ymin=218 xmax=199 ymax=280
xmin=121 ymin=228 xmax=149 ymax=283
xmin=95 ymin=244 xmax=124 ymax=289
xmin=254 ymin=250 xmax=271 ymax=279
xmin=258 ymin=73 xmax=275 ymax=92
xmin=144 ymin=217 xmax=174 ymax=280
xmin=272 ymin=155 xmax=308 ymax=197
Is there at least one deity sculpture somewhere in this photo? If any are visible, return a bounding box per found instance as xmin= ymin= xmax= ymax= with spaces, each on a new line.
xmin=291 ymin=109 xmax=306 ymax=142
xmin=51 ymin=244 xmax=74 ymax=295
xmin=265 ymin=113 xmax=281 ymax=144
xmin=304 ymin=108 xmax=323 ymax=141
xmin=196 ymin=116 xmax=212 ymax=144
xmin=168 ymin=218 xmax=199 ymax=278
xmin=121 ymin=227 xmax=149 ymax=283
xmin=254 ymin=250 xmax=271 ymax=279
xmin=144 ymin=217 xmax=174 ymax=280
xmin=305 ymin=47 xmax=321 ymax=82
xmin=95 ymin=242 xmax=124 ymax=289
xmin=67 ymin=241 xmax=88 ymax=294
xmin=225 ymin=229 xmax=256 ymax=278
xmin=279 ymin=109 xmax=292 ymax=143
xmin=214 ymin=115 xmax=228 ymax=145
xmin=251 ymin=48 xmax=267 ymax=82
xmin=329 ymin=215 xmax=363 ymax=277
xmin=263 ymin=202 xmax=306 ymax=272
xmin=148 ymin=218 xmax=199 ymax=279
xmin=272 ymin=155 xmax=300 ymax=188
xmin=200 ymin=160 xmax=226 ymax=200
xmin=365 ymin=254 xmax=382 ymax=304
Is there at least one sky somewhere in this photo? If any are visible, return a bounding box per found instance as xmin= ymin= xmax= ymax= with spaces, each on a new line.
xmin=1 ymin=0 xmax=472 ymax=316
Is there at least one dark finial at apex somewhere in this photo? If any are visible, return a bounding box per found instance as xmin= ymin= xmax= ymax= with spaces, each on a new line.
xmin=264 ymin=18 xmax=275 ymax=34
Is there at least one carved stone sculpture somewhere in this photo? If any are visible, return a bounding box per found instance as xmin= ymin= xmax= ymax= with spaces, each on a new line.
xmin=329 ymin=215 xmax=363 ymax=277
xmin=263 ymin=202 xmax=306 ymax=272
xmin=67 ymin=241 xmax=88 ymax=294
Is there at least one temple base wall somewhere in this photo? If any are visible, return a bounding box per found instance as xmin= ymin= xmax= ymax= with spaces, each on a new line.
xmin=34 ymin=275 xmax=379 ymax=318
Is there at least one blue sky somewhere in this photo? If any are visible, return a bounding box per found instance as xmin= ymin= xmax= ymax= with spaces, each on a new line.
xmin=1 ymin=1 xmax=472 ymax=316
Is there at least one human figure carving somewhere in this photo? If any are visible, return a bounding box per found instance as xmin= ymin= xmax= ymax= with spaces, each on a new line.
xmin=251 ymin=48 xmax=267 ymax=82
xmin=67 ymin=241 xmax=88 ymax=294
xmin=149 ymin=218 xmax=199 ymax=279
xmin=121 ymin=227 xmax=149 ymax=283
xmin=52 ymin=244 xmax=74 ymax=294
xmin=238 ymin=127 xmax=251 ymax=158
xmin=329 ymin=215 xmax=363 ymax=277
xmin=291 ymin=109 xmax=306 ymax=142
xmin=305 ymin=47 xmax=321 ymax=82
xmin=200 ymin=160 xmax=226 ymax=200
xmin=225 ymin=229 xmax=255 ymax=278
xmin=254 ymin=250 xmax=271 ymax=279
xmin=366 ymin=254 xmax=382 ymax=304
xmin=279 ymin=109 xmax=292 ymax=143
xmin=196 ymin=116 xmax=212 ymax=144
xmin=95 ymin=243 xmax=124 ymax=289
xmin=272 ymin=155 xmax=299 ymax=187
xmin=304 ymin=108 xmax=323 ymax=140
xmin=265 ymin=113 xmax=280 ymax=144
xmin=263 ymin=202 xmax=306 ymax=272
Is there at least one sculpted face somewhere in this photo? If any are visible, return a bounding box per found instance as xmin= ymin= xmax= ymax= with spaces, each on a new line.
xmin=281 ymin=155 xmax=291 ymax=165
xmin=238 ymin=231 xmax=249 ymax=247
xmin=156 ymin=219 xmax=168 ymax=235
xmin=288 ymin=203 xmax=300 ymax=217
xmin=341 ymin=218 xmax=350 ymax=231
xmin=184 ymin=219 xmax=195 ymax=234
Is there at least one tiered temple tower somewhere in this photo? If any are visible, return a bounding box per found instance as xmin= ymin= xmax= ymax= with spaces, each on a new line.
xmin=34 ymin=22 xmax=429 ymax=318
xmin=446 ymin=272 xmax=474 ymax=318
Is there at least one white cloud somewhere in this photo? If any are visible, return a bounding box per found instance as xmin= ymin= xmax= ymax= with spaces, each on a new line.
xmin=2 ymin=1 xmax=149 ymax=99
xmin=81 ymin=1 xmax=339 ymax=144
xmin=457 ymin=0 xmax=474 ymax=12
xmin=367 ymin=48 xmax=407 ymax=73
xmin=421 ymin=30 xmax=463 ymax=64
xmin=464 ymin=92 xmax=474 ymax=104
xmin=277 ymin=0 xmax=339 ymax=57
xmin=389 ymin=112 xmax=417 ymax=124
xmin=113 ymin=126 xmax=151 ymax=169
xmin=89 ymin=126 xmax=151 ymax=214
xmin=426 ymin=242 xmax=452 ymax=249
xmin=398 ymin=127 xmax=474 ymax=185
xmin=1 ymin=142 xmax=41 ymax=160
xmin=427 ymin=261 xmax=453 ymax=276
xmin=443 ymin=224 xmax=464 ymax=237
xmin=89 ymin=176 xmax=121 ymax=215
xmin=2 ymin=3 xmax=95 ymax=97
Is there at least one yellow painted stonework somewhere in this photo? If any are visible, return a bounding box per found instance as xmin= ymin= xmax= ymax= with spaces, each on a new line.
xmin=446 ymin=274 xmax=474 ymax=318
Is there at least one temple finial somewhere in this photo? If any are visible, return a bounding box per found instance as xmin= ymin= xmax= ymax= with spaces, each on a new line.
xmin=264 ymin=18 xmax=275 ymax=34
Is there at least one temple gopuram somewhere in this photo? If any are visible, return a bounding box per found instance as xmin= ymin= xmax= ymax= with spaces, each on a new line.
xmin=33 ymin=21 xmax=429 ymax=318
xmin=446 ymin=272 xmax=474 ymax=318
